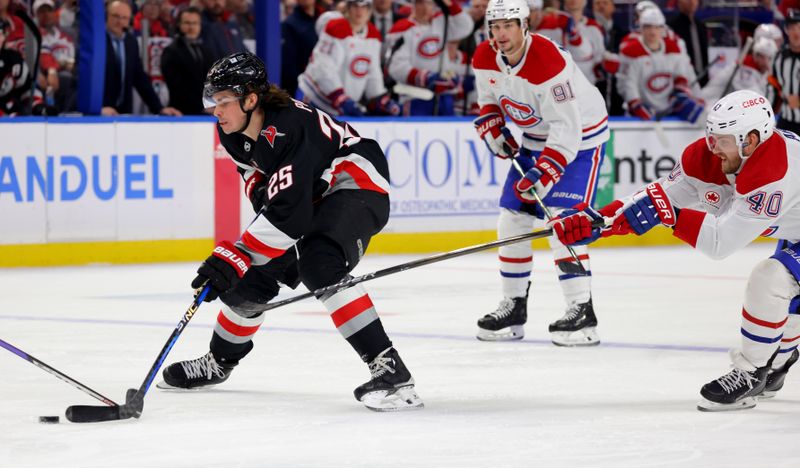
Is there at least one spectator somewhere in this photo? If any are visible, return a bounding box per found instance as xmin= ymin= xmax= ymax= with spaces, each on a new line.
xmin=668 ymin=0 xmax=709 ymax=87
xmin=281 ymin=0 xmax=323 ymax=97
xmin=617 ymin=8 xmax=703 ymax=123
xmin=227 ymin=0 xmax=254 ymax=40
xmin=298 ymin=0 xmax=400 ymax=117
xmin=0 ymin=0 xmax=25 ymax=54
xmin=102 ymin=0 xmax=182 ymax=116
xmin=564 ymin=0 xmax=605 ymax=85
xmin=34 ymin=0 xmax=75 ymax=112
xmin=592 ymin=0 xmax=626 ymax=115
xmin=134 ymin=0 xmax=171 ymax=37
xmin=200 ymin=0 xmax=246 ymax=62
xmin=161 ymin=6 xmax=214 ymax=114
xmin=371 ymin=0 xmax=405 ymax=40
xmin=701 ymin=37 xmax=777 ymax=104
xmin=0 ymin=18 xmax=32 ymax=115
xmin=774 ymin=10 xmax=800 ymax=134
xmin=57 ymin=0 xmax=78 ymax=40
xmin=460 ymin=0 xmax=488 ymax=56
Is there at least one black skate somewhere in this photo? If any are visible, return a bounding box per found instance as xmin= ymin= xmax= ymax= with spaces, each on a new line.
xmin=157 ymin=352 xmax=236 ymax=390
xmin=698 ymin=351 xmax=769 ymax=412
xmin=476 ymin=292 xmax=527 ymax=342
xmin=354 ymin=347 xmax=423 ymax=412
xmin=760 ymin=349 xmax=799 ymax=400
xmin=548 ymin=298 xmax=600 ymax=347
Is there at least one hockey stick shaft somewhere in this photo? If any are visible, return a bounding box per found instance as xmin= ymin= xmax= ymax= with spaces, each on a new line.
xmin=261 ymin=221 xmax=602 ymax=312
xmin=65 ymin=285 xmax=211 ymax=422
xmin=722 ymin=37 xmax=754 ymax=97
xmin=510 ymin=157 xmax=588 ymax=274
xmin=0 ymin=338 xmax=118 ymax=407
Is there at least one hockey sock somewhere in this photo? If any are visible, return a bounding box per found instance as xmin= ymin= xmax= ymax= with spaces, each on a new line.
xmin=209 ymin=304 xmax=265 ymax=363
xmin=322 ymin=283 xmax=391 ymax=362
xmin=547 ymin=234 xmax=591 ymax=306
xmin=498 ymin=209 xmax=535 ymax=298
xmin=740 ymin=259 xmax=799 ymax=367
xmin=773 ymin=313 xmax=800 ymax=370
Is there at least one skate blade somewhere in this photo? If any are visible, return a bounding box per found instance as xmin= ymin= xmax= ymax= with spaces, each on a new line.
xmin=550 ymin=327 xmax=600 ymax=347
xmin=155 ymin=380 xmax=218 ymax=391
xmin=476 ymin=325 xmax=524 ymax=342
xmin=360 ymin=386 xmax=424 ymax=412
xmin=697 ymin=396 xmax=757 ymax=412
xmin=757 ymin=390 xmax=777 ymax=400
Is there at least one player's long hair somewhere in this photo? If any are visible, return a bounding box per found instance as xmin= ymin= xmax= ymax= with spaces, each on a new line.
xmin=259 ymin=84 xmax=292 ymax=110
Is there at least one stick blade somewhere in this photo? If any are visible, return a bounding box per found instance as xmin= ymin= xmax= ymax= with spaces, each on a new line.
xmin=65 ymin=388 xmax=143 ymax=423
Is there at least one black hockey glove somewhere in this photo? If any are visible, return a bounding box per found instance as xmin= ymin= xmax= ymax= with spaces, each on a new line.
xmin=244 ymin=171 xmax=267 ymax=212
xmin=192 ymin=241 xmax=252 ymax=302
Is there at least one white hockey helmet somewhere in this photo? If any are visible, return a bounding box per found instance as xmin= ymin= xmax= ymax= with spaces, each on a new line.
xmin=486 ymin=0 xmax=530 ymax=30
xmin=754 ymin=23 xmax=782 ymax=42
xmin=706 ymin=90 xmax=775 ymax=159
xmin=753 ymin=37 xmax=778 ymax=61
xmin=638 ymin=7 xmax=665 ymax=27
xmin=527 ymin=0 xmax=542 ymax=10
xmin=635 ymin=0 xmax=658 ymax=16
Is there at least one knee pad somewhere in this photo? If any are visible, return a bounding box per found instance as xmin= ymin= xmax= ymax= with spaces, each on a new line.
xmin=746 ymin=259 xmax=799 ymax=304
xmin=298 ymin=235 xmax=349 ymax=292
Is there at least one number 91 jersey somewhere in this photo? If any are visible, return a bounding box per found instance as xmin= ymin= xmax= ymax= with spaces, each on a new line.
xmin=218 ymin=99 xmax=391 ymax=265
xmin=473 ymin=33 xmax=609 ymax=164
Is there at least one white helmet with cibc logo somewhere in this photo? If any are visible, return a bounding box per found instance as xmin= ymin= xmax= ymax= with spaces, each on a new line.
xmin=705 ymin=90 xmax=775 ymax=159
xmin=486 ymin=0 xmax=530 ymax=31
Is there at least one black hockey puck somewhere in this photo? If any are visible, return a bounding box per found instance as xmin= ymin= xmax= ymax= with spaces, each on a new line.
xmin=39 ymin=416 xmax=60 ymax=424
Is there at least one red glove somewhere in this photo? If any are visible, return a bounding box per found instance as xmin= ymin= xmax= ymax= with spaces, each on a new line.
xmin=628 ymin=99 xmax=654 ymax=120
xmin=515 ymin=148 xmax=566 ymax=201
xmin=191 ymin=241 xmax=252 ymax=302
xmin=474 ymin=111 xmax=519 ymax=158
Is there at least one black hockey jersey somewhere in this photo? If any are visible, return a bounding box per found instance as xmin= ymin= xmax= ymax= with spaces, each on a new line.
xmin=219 ymin=98 xmax=390 ymax=265
xmin=0 ymin=48 xmax=31 ymax=116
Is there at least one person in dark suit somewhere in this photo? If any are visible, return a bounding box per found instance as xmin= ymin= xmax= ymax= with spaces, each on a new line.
xmin=161 ymin=6 xmax=214 ymax=115
xmin=281 ymin=0 xmax=322 ymax=98
xmin=102 ymin=0 xmax=181 ymax=116
xmin=199 ymin=0 xmax=246 ymax=63
xmin=668 ymin=0 xmax=709 ymax=87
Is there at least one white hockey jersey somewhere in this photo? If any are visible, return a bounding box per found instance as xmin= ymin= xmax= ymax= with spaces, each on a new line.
xmin=569 ymin=17 xmax=606 ymax=85
xmin=638 ymin=130 xmax=800 ymax=258
xmin=473 ymin=33 xmax=610 ymax=167
xmin=387 ymin=4 xmax=473 ymax=87
xmin=701 ymin=55 xmax=767 ymax=104
xmin=534 ymin=11 xmax=592 ymax=75
xmin=617 ymin=35 xmax=697 ymax=113
xmin=298 ymin=18 xmax=386 ymax=115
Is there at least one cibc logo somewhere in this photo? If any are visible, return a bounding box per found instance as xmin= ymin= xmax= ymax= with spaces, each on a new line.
xmin=742 ymin=97 xmax=766 ymax=108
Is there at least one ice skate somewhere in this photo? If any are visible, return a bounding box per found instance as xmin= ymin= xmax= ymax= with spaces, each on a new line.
xmin=354 ymin=348 xmax=423 ymax=412
xmin=548 ymin=298 xmax=600 ymax=347
xmin=157 ymin=351 xmax=236 ymax=390
xmin=760 ymin=349 xmax=799 ymax=399
xmin=698 ymin=350 xmax=769 ymax=412
xmin=476 ymin=294 xmax=527 ymax=341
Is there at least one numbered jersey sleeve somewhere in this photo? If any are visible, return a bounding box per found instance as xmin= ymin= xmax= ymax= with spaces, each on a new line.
xmin=669 ymin=133 xmax=800 ymax=259
xmin=302 ymin=29 xmax=347 ymax=97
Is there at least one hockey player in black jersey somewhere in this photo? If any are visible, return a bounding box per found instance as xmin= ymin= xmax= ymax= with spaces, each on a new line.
xmin=157 ymin=52 xmax=423 ymax=412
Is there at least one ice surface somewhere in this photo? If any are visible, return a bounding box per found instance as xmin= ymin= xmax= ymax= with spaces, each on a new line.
xmin=2 ymin=244 xmax=798 ymax=467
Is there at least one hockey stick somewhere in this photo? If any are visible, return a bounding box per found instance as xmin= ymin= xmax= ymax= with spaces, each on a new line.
xmin=260 ymin=220 xmax=605 ymax=313
xmin=432 ymin=0 xmax=450 ymax=115
xmin=14 ymin=9 xmax=42 ymax=115
xmin=64 ymin=285 xmax=212 ymax=423
xmin=722 ymin=36 xmax=754 ymax=97
xmin=510 ymin=157 xmax=589 ymax=276
xmin=393 ymin=83 xmax=435 ymax=100
xmin=0 ymin=338 xmax=119 ymax=407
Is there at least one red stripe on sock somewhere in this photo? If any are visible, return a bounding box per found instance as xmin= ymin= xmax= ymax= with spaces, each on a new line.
xmin=781 ymin=334 xmax=800 ymax=343
xmin=499 ymin=255 xmax=532 ymax=263
xmin=331 ymin=295 xmax=374 ymax=327
xmin=217 ymin=311 xmax=262 ymax=337
xmin=742 ymin=308 xmax=788 ymax=329
xmin=554 ymin=254 xmax=590 ymax=264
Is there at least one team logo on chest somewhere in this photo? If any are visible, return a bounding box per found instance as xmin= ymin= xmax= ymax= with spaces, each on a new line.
xmin=350 ymin=55 xmax=371 ymax=78
xmin=499 ymin=96 xmax=541 ymax=128
xmin=417 ymin=37 xmax=442 ymax=58
xmin=260 ymin=125 xmax=286 ymax=148
xmin=647 ymin=72 xmax=672 ymax=93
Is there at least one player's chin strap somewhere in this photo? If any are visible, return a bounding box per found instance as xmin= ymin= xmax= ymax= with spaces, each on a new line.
xmin=236 ymin=98 xmax=258 ymax=133
xmin=498 ymin=32 xmax=530 ymax=69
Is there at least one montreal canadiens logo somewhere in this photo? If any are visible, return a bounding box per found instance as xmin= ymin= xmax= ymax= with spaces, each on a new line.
xmin=499 ymin=96 xmax=541 ymax=128
xmin=418 ymin=37 xmax=442 ymax=58
xmin=260 ymin=125 xmax=285 ymax=148
xmin=647 ymin=72 xmax=672 ymax=93
xmin=350 ymin=56 xmax=371 ymax=78
xmin=704 ymin=190 xmax=720 ymax=204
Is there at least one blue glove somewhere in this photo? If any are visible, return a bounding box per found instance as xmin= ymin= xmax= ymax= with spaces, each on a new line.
xmin=622 ymin=182 xmax=677 ymax=235
xmin=367 ymin=94 xmax=401 ymax=116
xmin=670 ymin=89 xmax=704 ymax=124
xmin=424 ymin=72 xmax=461 ymax=92
xmin=340 ymin=98 xmax=364 ymax=116
xmin=551 ymin=203 xmax=605 ymax=246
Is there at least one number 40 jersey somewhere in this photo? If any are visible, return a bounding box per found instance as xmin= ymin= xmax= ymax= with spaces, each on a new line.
xmin=473 ymin=33 xmax=609 ymax=167
xmin=217 ymin=99 xmax=390 ymax=265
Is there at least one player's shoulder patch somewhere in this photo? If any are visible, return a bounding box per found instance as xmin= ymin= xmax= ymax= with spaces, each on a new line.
xmin=472 ymin=41 xmax=500 ymax=72
xmin=325 ymin=18 xmax=353 ymax=39
xmin=736 ymin=133 xmax=789 ymax=194
xmin=366 ymin=22 xmax=382 ymax=41
xmin=519 ymin=35 xmax=566 ymax=85
xmin=664 ymin=36 xmax=682 ymax=54
xmin=680 ymin=138 xmax=730 ymax=186
xmin=389 ymin=18 xmax=415 ymax=34
xmin=620 ymin=38 xmax=648 ymax=59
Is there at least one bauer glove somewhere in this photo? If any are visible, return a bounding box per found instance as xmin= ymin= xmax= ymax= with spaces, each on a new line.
xmin=474 ymin=112 xmax=519 ymax=158
xmin=192 ymin=241 xmax=252 ymax=302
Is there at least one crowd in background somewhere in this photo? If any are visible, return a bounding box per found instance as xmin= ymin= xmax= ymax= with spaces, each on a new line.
xmin=0 ymin=0 xmax=796 ymax=122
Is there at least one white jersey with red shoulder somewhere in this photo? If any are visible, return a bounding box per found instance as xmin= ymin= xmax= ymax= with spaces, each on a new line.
xmin=534 ymin=11 xmax=592 ymax=72
xmin=571 ymin=17 xmax=606 ymax=85
xmin=386 ymin=3 xmax=473 ymax=87
xmin=298 ymin=18 xmax=385 ymax=115
xmin=472 ymin=33 xmax=609 ymax=164
xmin=647 ymin=129 xmax=800 ymax=259
xmin=617 ymin=35 xmax=697 ymax=112
xmin=701 ymin=55 xmax=767 ymax=104
xmin=619 ymin=28 xmax=686 ymax=55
